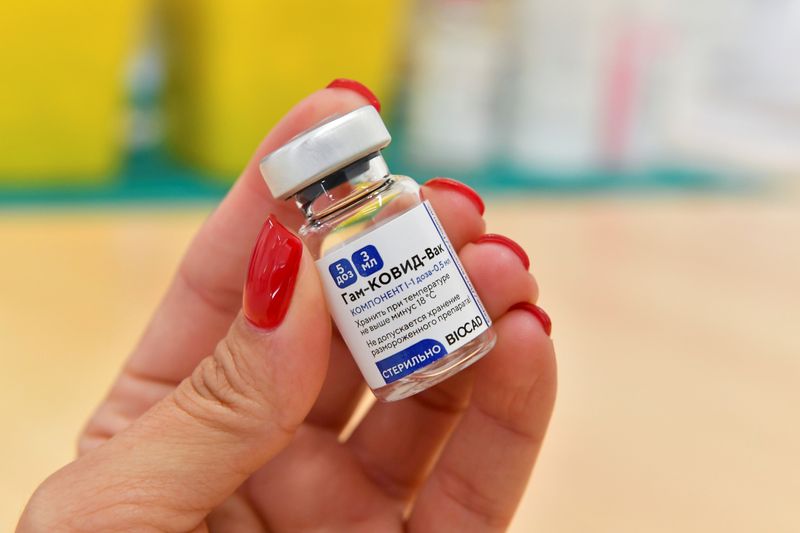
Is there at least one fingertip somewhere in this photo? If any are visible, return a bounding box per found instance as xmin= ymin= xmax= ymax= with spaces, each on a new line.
xmin=474 ymin=234 xmax=530 ymax=270
xmin=424 ymin=177 xmax=485 ymax=216
xmin=481 ymin=308 xmax=557 ymax=392
xmin=459 ymin=241 xmax=539 ymax=318
xmin=251 ymin=85 xmax=377 ymax=164
xmin=326 ymin=78 xmax=381 ymax=112
xmin=508 ymin=302 xmax=552 ymax=337
xmin=422 ymin=182 xmax=487 ymax=250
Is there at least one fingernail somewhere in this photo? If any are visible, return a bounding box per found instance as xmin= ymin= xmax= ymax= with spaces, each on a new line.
xmin=243 ymin=215 xmax=303 ymax=329
xmin=425 ymin=177 xmax=485 ymax=216
xmin=509 ymin=303 xmax=552 ymax=336
xmin=474 ymin=234 xmax=530 ymax=270
xmin=326 ymin=78 xmax=381 ymax=112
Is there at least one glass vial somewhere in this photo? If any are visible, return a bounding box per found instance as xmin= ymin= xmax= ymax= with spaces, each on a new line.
xmin=259 ymin=106 xmax=496 ymax=401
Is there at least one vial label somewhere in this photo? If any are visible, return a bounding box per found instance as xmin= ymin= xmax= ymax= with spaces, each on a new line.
xmin=316 ymin=201 xmax=491 ymax=389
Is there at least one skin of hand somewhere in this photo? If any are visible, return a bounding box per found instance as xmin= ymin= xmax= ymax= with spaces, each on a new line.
xmin=17 ymin=84 xmax=556 ymax=533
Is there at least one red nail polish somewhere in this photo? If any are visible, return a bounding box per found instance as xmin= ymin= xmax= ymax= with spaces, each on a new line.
xmin=243 ymin=215 xmax=303 ymax=329
xmin=326 ymin=78 xmax=381 ymax=112
xmin=424 ymin=177 xmax=485 ymax=216
xmin=474 ymin=234 xmax=530 ymax=270
xmin=509 ymin=302 xmax=552 ymax=336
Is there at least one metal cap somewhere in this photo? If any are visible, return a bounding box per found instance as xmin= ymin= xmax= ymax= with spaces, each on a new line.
xmin=259 ymin=105 xmax=392 ymax=199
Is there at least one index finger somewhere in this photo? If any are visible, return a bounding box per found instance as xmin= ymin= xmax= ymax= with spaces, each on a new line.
xmin=80 ymin=86 xmax=376 ymax=452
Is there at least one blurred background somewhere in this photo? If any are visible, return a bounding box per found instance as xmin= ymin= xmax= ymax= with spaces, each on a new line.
xmin=1 ymin=0 xmax=798 ymax=531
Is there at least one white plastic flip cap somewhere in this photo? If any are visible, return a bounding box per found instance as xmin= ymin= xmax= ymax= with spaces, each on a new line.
xmin=259 ymin=105 xmax=392 ymax=200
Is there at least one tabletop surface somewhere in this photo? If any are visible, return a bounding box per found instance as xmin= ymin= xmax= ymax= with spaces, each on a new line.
xmin=2 ymin=193 xmax=798 ymax=532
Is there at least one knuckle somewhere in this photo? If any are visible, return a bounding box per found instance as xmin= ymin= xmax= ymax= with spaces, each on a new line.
xmin=436 ymin=464 xmax=511 ymax=530
xmin=476 ymin=388 xmax=543 ymax=445
xmin=177 ymin=259 xmax=242 ymax=318
xmin=171 ymin=337 xmax=294 ymax=439
xmin=76 ymin=431 xmax=107 ymax=457
xmin=476 ymin=358 xmax=556 ymax=445
xmin=77 ymin=369 xmax=178 ymax=456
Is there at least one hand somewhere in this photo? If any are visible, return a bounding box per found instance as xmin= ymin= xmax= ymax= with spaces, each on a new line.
xmin=18 ymin=83 xmax=556 ymax=533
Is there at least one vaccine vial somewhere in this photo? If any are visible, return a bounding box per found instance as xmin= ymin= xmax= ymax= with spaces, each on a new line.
xmin=259 ymin=106 xmax=496 ymax=401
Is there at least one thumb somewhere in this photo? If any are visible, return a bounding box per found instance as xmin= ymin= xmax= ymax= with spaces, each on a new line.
xmin=20 ymin=216 xmax=331 ymax=532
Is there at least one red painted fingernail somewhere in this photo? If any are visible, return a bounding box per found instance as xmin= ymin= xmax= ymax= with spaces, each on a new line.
xmin=243 ymin=215 xmax=303 ymax=329
xmin=509 ymin=303 xmax=552 ymax=336
xmin=425 ymin=177 xmax=485 ymax=216
xmin=474 ymin=234 xmax=530 ymax=270
xmin=326 ymin=78 xmax=381 ymax=112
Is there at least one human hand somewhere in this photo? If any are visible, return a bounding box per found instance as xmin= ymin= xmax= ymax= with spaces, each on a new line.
xmin=18 ymin=81 xmax=556 ymax=533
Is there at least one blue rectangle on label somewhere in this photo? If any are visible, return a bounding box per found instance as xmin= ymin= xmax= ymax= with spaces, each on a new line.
xmin=376 ymin=339 xmax=448 ymax=384
xmin=352 ymin=244 xmax=383 ymax=277
xmin=329 ymin=258 xmax=357 ymax=288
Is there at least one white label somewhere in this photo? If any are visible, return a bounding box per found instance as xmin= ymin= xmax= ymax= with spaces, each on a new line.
xmin=316 ymin=201 xmax=490 ymax=389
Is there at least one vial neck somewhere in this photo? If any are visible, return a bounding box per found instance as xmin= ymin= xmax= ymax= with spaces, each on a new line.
xmin=295 ymin=152 xmax=391 ymax=222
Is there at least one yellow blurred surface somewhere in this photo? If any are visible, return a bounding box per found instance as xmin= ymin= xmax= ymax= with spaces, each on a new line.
xmin=163 ymin=0 xmax=409 ymax=178
xmin=1 ymin=195 xmax=799 ymax=531
xmin=0 ymin=1 xmax=147 ymax=181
